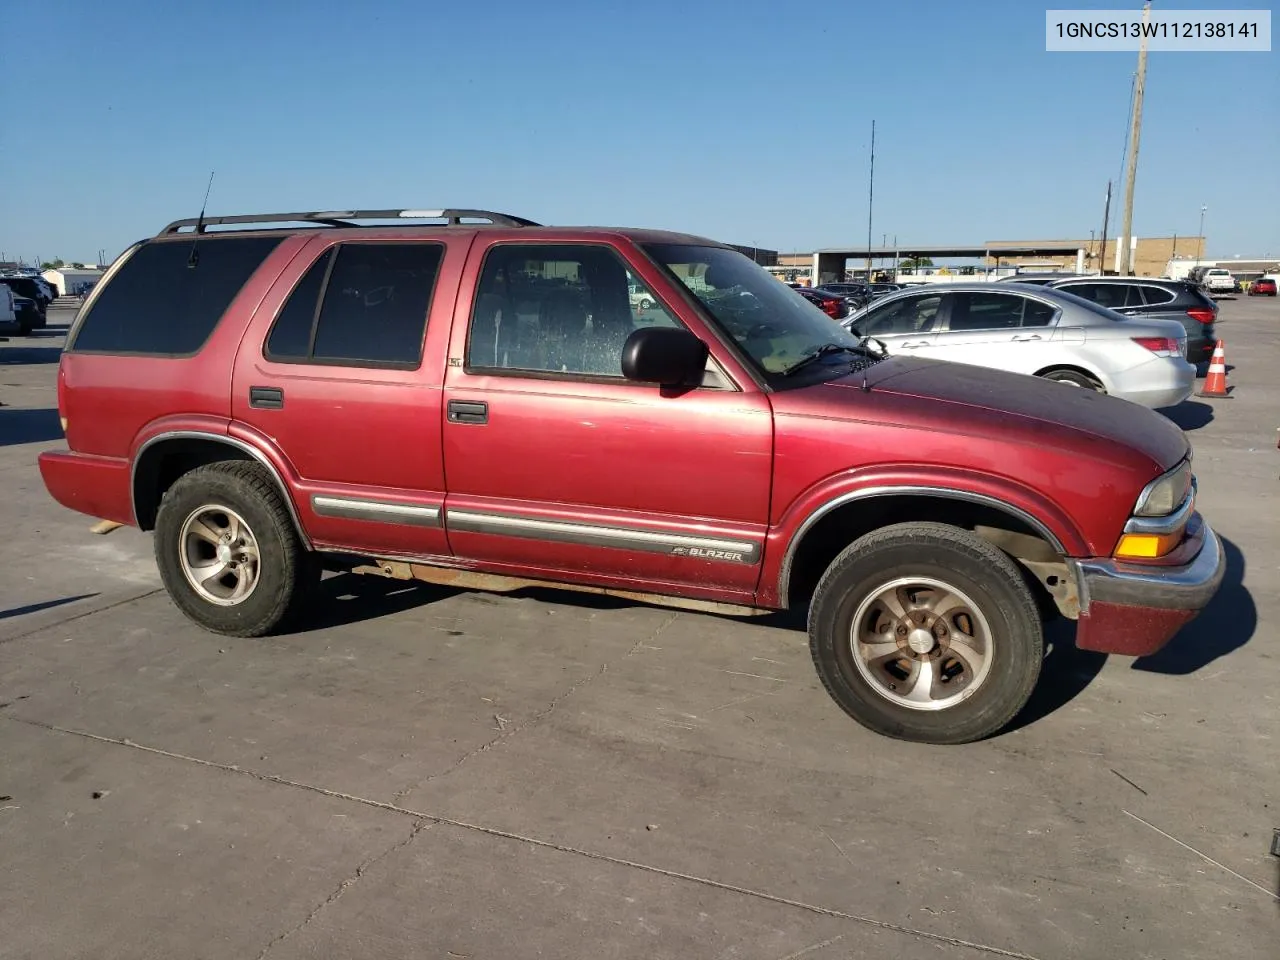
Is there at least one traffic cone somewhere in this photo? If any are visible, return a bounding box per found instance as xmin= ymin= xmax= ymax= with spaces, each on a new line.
xmin=1199 ymin=340 xmax=1231 ymax=398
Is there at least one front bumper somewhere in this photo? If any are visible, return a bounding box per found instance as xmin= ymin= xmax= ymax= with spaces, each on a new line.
xmin=1071 ymin=515 xmax=1225 ymax=656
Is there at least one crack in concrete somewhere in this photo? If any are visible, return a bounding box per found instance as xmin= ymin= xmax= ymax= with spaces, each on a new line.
xmin=387 ymin=612 xmax=679 ymax=805
xmin=7 ymin=713 xmax=1048 ymax=960
xmin=254 ymin=818 xmax=432 ymax=959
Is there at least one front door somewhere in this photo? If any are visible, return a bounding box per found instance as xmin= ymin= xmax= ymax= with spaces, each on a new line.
xmin=440 ymin=240 xmax=773 ymax=601
xmin=850 ymin=290 xmax=944 ymax=354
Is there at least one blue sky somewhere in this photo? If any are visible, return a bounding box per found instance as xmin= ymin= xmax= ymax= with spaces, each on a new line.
xmin=1 ymin=0 xmax=1274 ymax=264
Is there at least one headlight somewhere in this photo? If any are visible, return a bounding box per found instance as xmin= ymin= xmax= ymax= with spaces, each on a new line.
xmin=1134 ymin=460 xmax=1193 ymax=517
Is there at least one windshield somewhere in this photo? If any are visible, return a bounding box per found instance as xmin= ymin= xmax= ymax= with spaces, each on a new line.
xmin=643 ymin=243 xmax=864 ymax=376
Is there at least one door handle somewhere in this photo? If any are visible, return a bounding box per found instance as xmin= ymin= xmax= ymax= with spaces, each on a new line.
xmin=1012 ymin=334 xmax=1042 ymax=341
xmin=447 ymin=399 xmax=488 ymax=425
xmin=249 ymin=386 xmax=284 ymax=409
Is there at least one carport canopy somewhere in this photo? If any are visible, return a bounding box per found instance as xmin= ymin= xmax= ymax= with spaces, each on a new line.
xmin=812 ymin=243 xmax=1086 ymax=284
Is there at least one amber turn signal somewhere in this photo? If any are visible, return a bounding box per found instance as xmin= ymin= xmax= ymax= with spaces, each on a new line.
xmin=1114 ymin=531 xmax=1182 ymax=560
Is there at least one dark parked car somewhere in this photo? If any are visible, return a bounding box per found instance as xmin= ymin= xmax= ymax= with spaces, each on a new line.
xmin=0 ymin=276 xmax=50 ymax=317
xmin=1047 ymin=277 xmax=1217 ymax=364
xmin=11 ymin=295 xmax=43 ymax=334
xmin=814 ymin=282 xmax=872 ymax=306
xmin=798 ymin=286 xmax=856 ymax=320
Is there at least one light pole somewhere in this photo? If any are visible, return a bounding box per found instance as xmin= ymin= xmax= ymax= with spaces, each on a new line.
xmin=1198 ymin=206 xmax=1207 ymax=261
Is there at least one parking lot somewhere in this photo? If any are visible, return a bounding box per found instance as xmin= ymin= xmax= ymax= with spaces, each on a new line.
xmin=1 ymin=297 xmax=1276 ymax=959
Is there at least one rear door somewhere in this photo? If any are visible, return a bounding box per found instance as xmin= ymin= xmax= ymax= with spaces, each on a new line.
xmin=930 ymin=290 xmax=1061 ymax=374
xmin=231 ymin=235 xmax=464 ymax=559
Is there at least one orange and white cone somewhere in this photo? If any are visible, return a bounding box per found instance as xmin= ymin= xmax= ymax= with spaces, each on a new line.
xmin=1199 ymin=340 xmax=1231 ymax=398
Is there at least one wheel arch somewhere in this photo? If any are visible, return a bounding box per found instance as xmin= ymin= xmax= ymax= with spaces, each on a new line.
xmin=776 ymin=487 xmax=1076 ymax=613
xmin=131 ymin=431 xmax=311 ymax=547
xmin=1033 ymin=363 xmax=1107 ymax=389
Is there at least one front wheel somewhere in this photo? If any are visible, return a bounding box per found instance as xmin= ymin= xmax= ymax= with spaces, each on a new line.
xmin=154 ymin=461 xmax=318 ymax=637
xmin=808 ymin=522 xmax=1043 ymax=744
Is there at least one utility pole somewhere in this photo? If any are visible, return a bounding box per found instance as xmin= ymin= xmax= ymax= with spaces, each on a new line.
xmin=865 ymin=119 xmax=875 ymax=283
xmin=1099 ymin=180 xmax=1113 ymax=275
xmin=1117 ymin=0 xmax=1151 ymax=276
xmin=1198 ymin=205 xmax=1207 ymax=260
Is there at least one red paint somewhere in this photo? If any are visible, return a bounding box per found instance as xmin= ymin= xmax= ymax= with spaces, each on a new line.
xmin=1074 ymin=601 xmax=1198 ymax=656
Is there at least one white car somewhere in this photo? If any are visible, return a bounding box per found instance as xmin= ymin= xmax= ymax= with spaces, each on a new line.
xmin=0 ymin=284 xmax=17 ymax=336
xmin=842 ymin=282 xmax=1195 ymax=409
xmin=1202 ymin=268 xmax=1236 ymax=294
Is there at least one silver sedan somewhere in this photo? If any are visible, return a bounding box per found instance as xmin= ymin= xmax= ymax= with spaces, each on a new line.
xmin=841 ymin=282 xmax=1195 ymax=408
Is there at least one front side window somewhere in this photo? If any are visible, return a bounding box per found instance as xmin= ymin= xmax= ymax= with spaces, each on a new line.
xmin=858 ymin=294 xmax=943 ymax=336
xmin=466 ymin=243 xmax=680 ymax=377
xmin=264 ymin=242 xmax=443 ymax=366
xmin=643 ymin=243 xmax=867 ymax=377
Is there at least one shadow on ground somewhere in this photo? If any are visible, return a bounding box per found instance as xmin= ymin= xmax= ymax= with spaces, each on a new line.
xmin=0 ymin=408 xmax=63 ymax=446
xmin=1160 ymin=400 xmax=1214 ymax=431
xmin=0 ymin=594 xmax=97 ymax=620
xmin=1133 ymin=535 xmax=1255 ymax=675
xmin=0 ymin=347 xmax=64 ymax=365
xmin=1006 ymin=619 xmax=1107 ymax=734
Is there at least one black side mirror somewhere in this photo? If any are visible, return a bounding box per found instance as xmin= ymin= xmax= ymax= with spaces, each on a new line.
xmin=621 ymin=326 xmax=708 ymax=386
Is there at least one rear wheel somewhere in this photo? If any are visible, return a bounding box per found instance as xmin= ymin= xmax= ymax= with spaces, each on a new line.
xmin=1039 ymin=368 xmax=1104 ymax=392
xmin=808 ymin=522 xmax=1043 ymax=744
xmin=154 ymin=461 xmax=318 ymax=637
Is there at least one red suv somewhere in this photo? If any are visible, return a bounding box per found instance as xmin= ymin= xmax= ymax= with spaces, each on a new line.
xmin=40 ymin=208 xmax=1225 ymax=743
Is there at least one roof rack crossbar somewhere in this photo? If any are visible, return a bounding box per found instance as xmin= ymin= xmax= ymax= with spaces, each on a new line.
xmin=158 ymin=208 xmax=540 ymax=236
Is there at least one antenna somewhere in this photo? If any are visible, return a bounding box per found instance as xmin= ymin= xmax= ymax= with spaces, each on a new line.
xmin=187 ymin=171 xmax=216 ymax=268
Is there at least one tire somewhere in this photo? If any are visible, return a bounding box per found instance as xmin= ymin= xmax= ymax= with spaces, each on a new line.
xmin=1039 ymin=368 xmax=1103 ymax=392
xmin=638 ymin=298 xmax=653 ymax=311
xmin=153 ymin=461 xmax=318 ymax=637
xmin=807 ymin=521 xmax=1043 ymax=744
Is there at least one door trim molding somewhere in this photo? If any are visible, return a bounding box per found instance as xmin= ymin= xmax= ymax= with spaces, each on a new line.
xmin=312 ymin=495 xmax=442 ymax=527
xmin=447 ymin=509 xmax=760 ymax=565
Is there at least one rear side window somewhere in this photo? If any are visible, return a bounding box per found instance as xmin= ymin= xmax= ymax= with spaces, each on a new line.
xmin=1138 ymin=285 xmax=1175 ymax=306
xmin=264 ymin=242 xmax=443 ymax=367
xmin=70 ymin=236 xmax=282 ymax=355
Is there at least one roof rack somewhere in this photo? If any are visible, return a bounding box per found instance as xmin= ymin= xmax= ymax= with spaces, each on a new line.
xmin=158 ymin=208 xmax=541 ymax=236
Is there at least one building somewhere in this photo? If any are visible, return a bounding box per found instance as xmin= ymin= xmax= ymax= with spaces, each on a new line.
xmin=984 ymin=236 xmax=1206 ymax=278
xmin=41 ymin=267 xmax=103 ymax=297
xmin=771 ymin=236 xmax=1208 ymax=285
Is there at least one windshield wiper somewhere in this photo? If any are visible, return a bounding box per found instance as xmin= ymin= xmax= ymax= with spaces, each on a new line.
xmin=781 ymin=343 xmax=869 ymax=377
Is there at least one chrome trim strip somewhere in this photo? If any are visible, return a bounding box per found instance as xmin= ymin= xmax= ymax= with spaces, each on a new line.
xmin=312 ymin=495 xmax=441 ymax=527
xmin=1123 ymin=480 xmax=1196 ymax=536
xmin=446 ymin=509 xmax=760 ymax=564
xmin=1079 ymin=520 xmax=1224 ymax=612
xmin=777 ymin=485 xmax=1070 ymax=604
xmin=130 ymin=430 xmax=312 ymax=549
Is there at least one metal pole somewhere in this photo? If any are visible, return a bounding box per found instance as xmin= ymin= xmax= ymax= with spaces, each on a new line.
xmin=865 ymin=119 xmax=875 ymax=283
xmin=1099 ymin=181 xmax=1113 ymax=276
xmin=1198 ymin=206 xmax=1206 ymax=260
xmin=1117 ymin=0 xmax=1151 ymax=276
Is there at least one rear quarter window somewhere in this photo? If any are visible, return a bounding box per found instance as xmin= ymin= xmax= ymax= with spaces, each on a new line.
xmin=68 ymin=236 xmax=283 ymax=355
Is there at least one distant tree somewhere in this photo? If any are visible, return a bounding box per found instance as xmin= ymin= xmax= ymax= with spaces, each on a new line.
xmin=41 ymin=259 xmax=65 ymax=270
xmin=900 ymin=257 xmax=934 ymax=270
xmin=70 ymin=262 xmax=85 ymax=269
